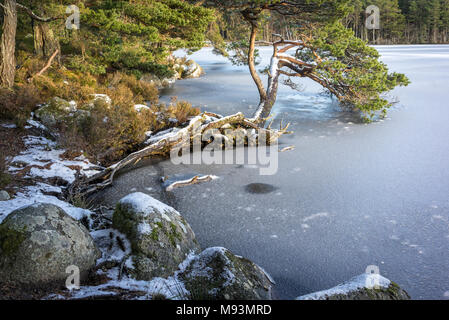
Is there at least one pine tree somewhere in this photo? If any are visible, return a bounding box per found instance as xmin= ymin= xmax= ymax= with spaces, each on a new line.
xmin=204 ymin=0 xmax=410 ymax=122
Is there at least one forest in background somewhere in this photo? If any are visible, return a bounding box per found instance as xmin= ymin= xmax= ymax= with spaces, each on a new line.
xmin=217 ymin=0 xmax=449 ymax=44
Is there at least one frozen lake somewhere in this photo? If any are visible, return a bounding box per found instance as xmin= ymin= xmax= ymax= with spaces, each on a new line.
xmin=97 ymin=45 xmax=449 ymax=299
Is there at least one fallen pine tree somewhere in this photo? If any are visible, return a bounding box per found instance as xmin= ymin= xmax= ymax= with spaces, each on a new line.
xmin=67 ymin=111 xmax=290 ymax=198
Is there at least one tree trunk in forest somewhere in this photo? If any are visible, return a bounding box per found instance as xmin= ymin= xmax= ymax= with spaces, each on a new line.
xmin=34 ymin=22 xmax=60 ymax=62
xmin=0 ymin=0 xmax=18 ymax=88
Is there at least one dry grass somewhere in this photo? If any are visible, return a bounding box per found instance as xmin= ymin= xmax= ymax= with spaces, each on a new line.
xmin=0 ymin=85 xmax=41 ymax=128
xmin=2 ymin=53 xmax=200 ymax=167
xmin=0 ymin=123 xmax=28 ymax=192
xmin=105 ymin=72 xmax=159 ymax=105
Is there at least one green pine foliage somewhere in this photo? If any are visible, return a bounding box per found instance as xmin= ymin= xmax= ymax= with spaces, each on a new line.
xmin=66 ymin=0 xmax=215 ymax=78
xmin=301 ymin=22 xmax=410 ymax=119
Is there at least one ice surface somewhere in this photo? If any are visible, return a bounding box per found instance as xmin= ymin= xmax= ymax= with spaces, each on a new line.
xmin=101 ymin=45 xmax=449 ymax=300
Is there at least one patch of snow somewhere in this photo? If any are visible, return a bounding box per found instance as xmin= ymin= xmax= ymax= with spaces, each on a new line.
xmin=91 ymin=229 xmax=131 ymax=265
xmin=1 ymin=123 xmax=17 ymax=129
xmin=144 ymin=131 xmax=153 ymax=138
xmin=9 ymin=135 xmax=100 ymax=184
xmin=119 ymin=192 xmax=178 ymax=216
xmin=26 ymin=119 xmax=47 ymax=131
xmin=160 ymin=213 xmax=172 ymax=222
xmin=134 ymin=104 xmax=150 ymax=112
xmin=144 ymin=127 xmax=181 ymax=145
xmin=183 ymin=247 xmax=235 ymax=288
xmin=65 ymin=273 xmax=188 ymax=300
xmin=178 ymin=221 xmax=187 ymax=234
xmin=0 ymin=184 xmax=92 ymax=222
xmin=137 ymin=222 xmax=153 ymax=235
xmin=60 ymin=251 xmax=201 ymax=300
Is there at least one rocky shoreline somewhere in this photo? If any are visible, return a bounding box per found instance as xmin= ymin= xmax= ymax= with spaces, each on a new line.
xmin=0 ymin=187 xmax=410 ymax=300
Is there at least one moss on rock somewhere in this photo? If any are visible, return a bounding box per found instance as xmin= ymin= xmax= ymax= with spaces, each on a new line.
xmin=0 ymin=203 xmax=100 ymax=287
xmin=0 ymin=225 xmax=26 ymax=257
xmin=179 ymin=247 xmax=274 ymax=300
xmin=112 ymin=192 xmax=200 ymax=280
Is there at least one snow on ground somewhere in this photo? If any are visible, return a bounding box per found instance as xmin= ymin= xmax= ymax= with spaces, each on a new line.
xmin=49 ymin=251 xmax=199 ymax=300
xmin=91 ymin=229 xmax=132 ymax=265
xmin=8 ymin=135 xmax=100 ymax=184
xmin=0 ymin=183 xmax=92 ymax=222
xmin=296 ymin=273 xmax=391 ymax=300
xmin=58 ymin=270 xmax=188 ymax=300
xmin=0 ymin=123 xmax=101 ymax=222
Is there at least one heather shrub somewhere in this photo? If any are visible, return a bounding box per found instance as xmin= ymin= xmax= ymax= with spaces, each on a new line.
xmin=105 ymin=72 xmax=159 ymax=105
xmin=167 ymin=100 xmax=200 ymax=124
xmin=76 ymin=99 xmax=149 ymax=164
xmin=0 ymin=154 xmax=11 ymax=189
xmin=0 ymin=85 xmax=41 ymax=128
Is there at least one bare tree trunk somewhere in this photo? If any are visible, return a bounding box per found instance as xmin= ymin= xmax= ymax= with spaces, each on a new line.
xmin=34 ymin=22 xmax=60 ymax=62
xmin=0 ymin=0 xmax=18 ymax=88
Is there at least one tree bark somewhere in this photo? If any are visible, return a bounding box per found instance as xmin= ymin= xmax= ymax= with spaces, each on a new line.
xmin=242 ymin=10 xmax=267 ymax=105
xmin=0 ymin=0 xmax=18 ymax=88
xmin=255 ymin=56 xmax=281 ymax=122
xmin=33 ymin=22 xmax=60 ymax=62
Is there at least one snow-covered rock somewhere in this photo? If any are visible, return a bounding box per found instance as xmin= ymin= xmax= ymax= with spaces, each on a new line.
xmin=0 ymin=203 xmax=100 ymax=286
xmin=141 ymin=73 xmax=177 ymax=89
xmin=178 ymin=247 xmax=274 ymax=300
xmin=89 ymin=94 xmax=112 ymax=106
xmin=134 ymin=104 xmax=150 ymax=113
xmin=34 ymin=97 xmax=77 ymax=128
xmin=296 ymin=273 xmax=410 ymax=300
xmin=181 ymin=60 xmax=204 ymax=79
xmin=113 ymin=192 xmax=200 ymax=280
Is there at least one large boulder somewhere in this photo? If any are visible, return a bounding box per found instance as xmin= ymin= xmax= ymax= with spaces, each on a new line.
xmin=0 ymin=203 xmax=100 ymax=287
xmin=296 ymin=273 xmax=410 ymax=300
xmin=113 ymin=192 xmax=200 ymax=280
xmin=179 ymin=247 xmax=274 ymax=300
xmin=35 ymin=97 xmax=77 ymax=128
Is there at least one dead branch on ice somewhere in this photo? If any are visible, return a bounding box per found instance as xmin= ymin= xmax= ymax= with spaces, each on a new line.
xmin=165 ymin=175 xmax=218 ymax=192
xmin=279 ymin=146 xmax=295 ymax=152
